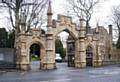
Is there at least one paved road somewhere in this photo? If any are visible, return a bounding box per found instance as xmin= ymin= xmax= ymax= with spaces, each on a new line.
xmin=0 ymin=63 xmax=120 ymax=82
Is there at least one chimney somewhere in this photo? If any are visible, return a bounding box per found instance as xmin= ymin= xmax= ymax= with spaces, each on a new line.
xmin=109 ymin=25 xmax=112 ymax=35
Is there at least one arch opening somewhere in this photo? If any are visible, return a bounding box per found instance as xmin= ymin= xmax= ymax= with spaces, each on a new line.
xmin=67 ymin=35 xmax=75 ymax=67
xmin=29 ymin=43 xmax=41 ymax=70
xmin=86 ymin=46 xmax=93 ymax=67
xmin=55 ymin=29 xmax=76 ymax=67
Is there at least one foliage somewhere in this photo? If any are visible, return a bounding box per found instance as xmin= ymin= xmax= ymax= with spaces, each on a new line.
xmin=55 ymin=38 xmax=66 ymax=59
xmin=8 ymin=30 xmax=15 ymax=48
xmin=0 ymin=28 xmax=8 ymax=48
xmin=30 ymin=43 xmax=40 ymax=57
xmin=112 ymin=5 xmax=120 ymax=48
xmin=0 ymin=28 xmax=15 ymax=48
xmin=31 ymin=54 xmax=40 ymax=61
xmin=117 ymin=37 xmax=120 ymax=48
xmin=62 ymin=48 xmax=66 ymax=60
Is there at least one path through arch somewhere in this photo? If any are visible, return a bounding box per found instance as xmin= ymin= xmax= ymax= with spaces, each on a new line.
xmin=29 ymin=43 xmax=41 ymax=71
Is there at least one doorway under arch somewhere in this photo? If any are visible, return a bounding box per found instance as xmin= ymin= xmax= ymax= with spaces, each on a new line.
xmin=86 ymin=46 xmax=93 ymax=67
xmin=55 ymin=29 xmax=76 ymax=67
xmin=67 ymin=35 xmax=75 ymax=67
xmin=29 ymin=43 xmax=41 ymax=70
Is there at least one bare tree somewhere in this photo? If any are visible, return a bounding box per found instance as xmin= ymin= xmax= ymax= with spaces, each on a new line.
xmin=67 ymin=0 xmax=100 ymax=33
xmin=0 ymin=0 xmax=48 ymax=33
xmin=112 ymin=5 xmax=120 ymax=48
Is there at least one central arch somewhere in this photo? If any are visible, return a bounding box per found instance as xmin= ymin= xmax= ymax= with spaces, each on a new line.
xmin=53 ymin=15 xmax=78 ymax=68
xmin=55 ymin=28 xmax=77 ymax=67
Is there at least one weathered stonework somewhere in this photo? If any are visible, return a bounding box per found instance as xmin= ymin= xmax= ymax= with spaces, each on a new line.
xmin=15 ymin=1 xmax=120 ymax=71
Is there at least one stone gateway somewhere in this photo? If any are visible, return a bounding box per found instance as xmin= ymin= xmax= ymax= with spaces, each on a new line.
xmin=15 ymin=1 xmax=120 ymax=70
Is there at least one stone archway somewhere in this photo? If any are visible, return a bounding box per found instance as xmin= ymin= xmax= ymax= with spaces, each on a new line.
xmin=28 ymin=41 xmax=46 ymax=70
xmin=53 ymin=15 xmax=78 ymax=67
xmin=54 ymin=32 xmax=77 ymax=61
xmin=54 ymin=29 xmax=77 ymax=67
xmin=15 ymin=1 xmax=89 ymax=70
xmin=29 ymin=43 xmax=40 ymax=70
xmin=86 ymin=46 xmax=93 ymax=66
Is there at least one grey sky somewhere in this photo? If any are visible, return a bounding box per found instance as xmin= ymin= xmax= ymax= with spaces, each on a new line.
xmin=52 ymin=0 xmax=120 ymax=27
xmin=51 ymin=0 xmax=120 ymax=43
xmin=0 ymin=0 xmax=119 ymax=45
xmin=0 ymin=0 xmax=120 ymax=28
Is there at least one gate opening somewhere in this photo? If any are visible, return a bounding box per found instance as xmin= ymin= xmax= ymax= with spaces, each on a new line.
xmin=30 ymin=43 xmax=40 ymax=70
xmin=55 ymin=30 xmax=76 ymax=67
xmin=86 ymin=46 xmax=93 ymax=67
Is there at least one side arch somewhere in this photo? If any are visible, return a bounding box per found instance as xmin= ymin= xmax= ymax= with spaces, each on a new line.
xmin=27 ymin=39 xmax=46 ymax=69
xmin=86 ymin=44 xmax=95 ymax=67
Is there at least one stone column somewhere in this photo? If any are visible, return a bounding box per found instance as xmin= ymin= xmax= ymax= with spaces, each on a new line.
xmin=93 ymin=40 xmax=102 ymax=67
xmin=43 ymin=0 xmax=55 ymax=69
xmin=45 ymin=34 xmax=56 ymax=69
xmin=75 ymin=18 xmax=86 ymax=68
xmin=15 ymin=34 xmax=29 ymax=71
xmin=97 ymin=42 xmax=102 ymax=66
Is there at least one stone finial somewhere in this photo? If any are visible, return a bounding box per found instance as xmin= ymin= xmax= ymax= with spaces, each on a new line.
xmin=20 ymin=11 xmax=26 ymax=33
xmin=47 ymin=0 xmax=53 ymax=30
xmin=79 ymin=16 xmax=86 ymax=28
xmin=95 ymin=22 xmax=99 ymax=33
xmin=47 ymin=0 xmax=52 ymax=15
xmin=79 ymin=16 xmax=86 ymax=38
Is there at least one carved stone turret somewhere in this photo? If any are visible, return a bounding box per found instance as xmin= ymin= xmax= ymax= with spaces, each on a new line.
xmin=47 ymin=0 xmax=52 ymax=29
xmin=20 ymin=12 xmax=26 ymax=33
xmin=79 ymin=17 xmax=86 ymax=38
xmin=45 ymin=0 xmax=56 ymax=69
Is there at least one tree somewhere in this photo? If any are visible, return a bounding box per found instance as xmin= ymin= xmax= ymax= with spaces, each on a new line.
xmin=0 ymin=0 xmax=48 ymax=33
xmin=7 ymin=29 xmax=15 ymax=48
xmin=0 ymin=28 xmax=8 ymax=48
xmin=112 ymin=5 xmax=120 ymax=48
xmin=55 ymin=37 xmax=65 ymax=59
xmin=0 ymin=0 xmax=49 ymax=49
xmin=62 ymin=48 xmax=66 ymax=60
xmin=67 ymin=0 xmax=100 ymax=33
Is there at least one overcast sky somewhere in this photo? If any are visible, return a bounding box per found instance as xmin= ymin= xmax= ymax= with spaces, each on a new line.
xmin=0 ymin=0 xmax=120 ymax=28
xmin=51 ymin=0 xmax=120 ymax=42
xmin=52 ymin=0 xmax=120 ymax=27
xmin=0 ymin=0 xmax=119 ymax=43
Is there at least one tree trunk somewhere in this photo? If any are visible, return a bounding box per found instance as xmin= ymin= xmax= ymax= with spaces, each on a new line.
xmin=117 ymin=31 xmax=120 ymax=48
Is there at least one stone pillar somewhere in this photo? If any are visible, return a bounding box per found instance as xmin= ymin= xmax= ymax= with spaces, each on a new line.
xmin=93 ymin=40 xmax=102 ymax=67
xmin=97 ymin=42 xmax=102 ymax=66
xmin=15 ymin=34 xmax=29 ymax=71
xmin=75 ymin=17 xmax=86 ymax=68
xmin=108 ymin=25 xmax=112 ymax=60
xmin=45 ymin=34 xmax=56 ymax=69
xmin=43 ymin=0 xmax=55 ymax=69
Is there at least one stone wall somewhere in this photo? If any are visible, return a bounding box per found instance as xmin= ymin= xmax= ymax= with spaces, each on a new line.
xmin=111 ymin=48 xmax=120 ymax=63
xmin=102 ymin=48 xmax=120 ymax=65
xmin=0 ymin=48 xmax=15 ymax=69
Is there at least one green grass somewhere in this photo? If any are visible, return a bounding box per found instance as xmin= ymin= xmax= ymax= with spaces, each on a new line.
xmin=31 ymin=55 xmax=40 ymax=61
xmin=31 ymin=57 xmax=40 ymax=61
